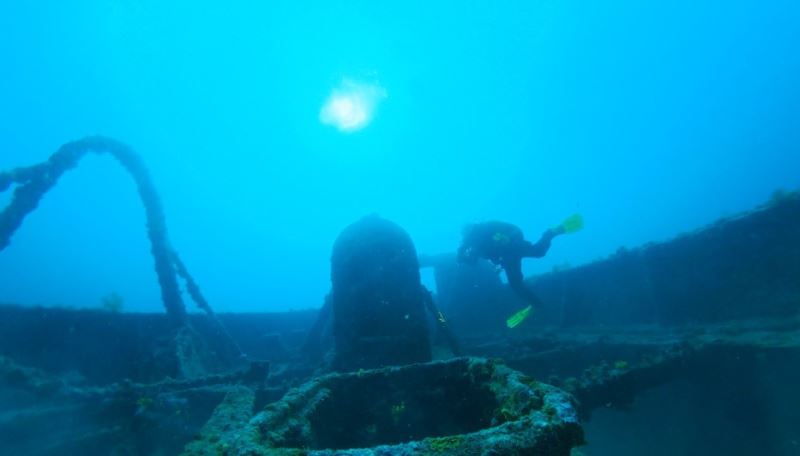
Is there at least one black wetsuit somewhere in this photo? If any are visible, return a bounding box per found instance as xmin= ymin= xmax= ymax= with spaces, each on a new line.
xmin=457 ymin=221 xmax=557 ymax=306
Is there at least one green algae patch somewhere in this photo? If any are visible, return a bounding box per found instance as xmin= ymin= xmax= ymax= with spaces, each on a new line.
xmin=424 ymin=435 xmax=465 ymax=454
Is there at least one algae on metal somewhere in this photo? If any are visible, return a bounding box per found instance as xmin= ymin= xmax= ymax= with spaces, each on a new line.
xmin=181 ymin=357 xmax=583 ymax=455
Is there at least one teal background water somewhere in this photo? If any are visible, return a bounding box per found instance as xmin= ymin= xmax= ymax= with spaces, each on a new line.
xmin=1 ymin=1 xmax=798 ymax=312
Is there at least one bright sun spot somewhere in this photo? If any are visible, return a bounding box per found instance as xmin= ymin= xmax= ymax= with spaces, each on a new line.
xmin=320 ymin=79 xmax=387 ymax=133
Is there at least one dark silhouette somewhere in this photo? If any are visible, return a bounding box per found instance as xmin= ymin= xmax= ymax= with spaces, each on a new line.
xmin=305 ymin=215 xmax=460 ymax=370
xmin=457 ymin=221 xmax=564 ymax=307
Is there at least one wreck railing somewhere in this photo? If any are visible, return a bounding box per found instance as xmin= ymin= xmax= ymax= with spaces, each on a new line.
xmin=0 ymin=136 xmax=208 ymax=325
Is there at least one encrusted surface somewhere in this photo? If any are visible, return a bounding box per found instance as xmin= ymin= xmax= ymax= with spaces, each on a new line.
xmin=205 ymin=357 xmax=584 ymax=455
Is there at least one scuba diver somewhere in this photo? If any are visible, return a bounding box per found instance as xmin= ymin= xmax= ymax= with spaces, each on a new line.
xmin=457 ymin=214 xmax=583 ymax=328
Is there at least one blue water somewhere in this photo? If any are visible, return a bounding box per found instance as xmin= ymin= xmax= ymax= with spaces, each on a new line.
xmin=1 ymin=0 xmax=799 ymax=312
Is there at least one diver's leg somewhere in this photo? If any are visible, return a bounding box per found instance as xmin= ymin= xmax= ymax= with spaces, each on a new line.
xmin=503 ymin=259 xmax=543 ymax=307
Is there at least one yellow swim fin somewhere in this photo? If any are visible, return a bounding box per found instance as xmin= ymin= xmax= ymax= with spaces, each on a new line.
xmin=506 ymin=305 xmax=533 ymax=329
xmin=558 ymin=213 xmax=584 ymax=234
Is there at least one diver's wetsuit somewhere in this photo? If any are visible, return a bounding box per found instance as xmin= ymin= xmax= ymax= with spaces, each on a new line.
xmin=457 ymin=221 xmax=560 ymax=306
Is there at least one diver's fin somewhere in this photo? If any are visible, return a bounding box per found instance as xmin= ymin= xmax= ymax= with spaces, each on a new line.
xmin=558 ymin=213 xmax=584 ymax=234
xmin=506 ymin=305 xmax=533 ymax=329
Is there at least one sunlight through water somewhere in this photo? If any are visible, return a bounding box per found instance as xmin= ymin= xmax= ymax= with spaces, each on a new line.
xmin=320 ymin=79 xmax=387 ymax=133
